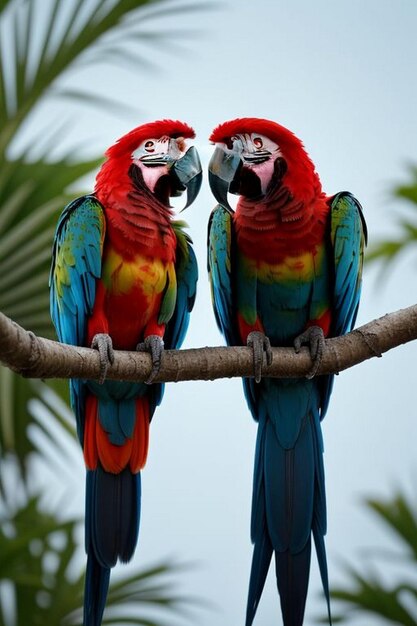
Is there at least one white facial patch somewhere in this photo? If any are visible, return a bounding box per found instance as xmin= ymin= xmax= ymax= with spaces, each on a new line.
xmin=131 ymin=136 xmax=187 ymax=192
xmin=226 ymin=133 xmax=282 ymax=194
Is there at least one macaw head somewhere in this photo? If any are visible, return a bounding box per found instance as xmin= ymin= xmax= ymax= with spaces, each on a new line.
xmin=95 ymin=119 xmax=202 ymax=209
xmin=208 ymin=118 xmax=322 ymax=210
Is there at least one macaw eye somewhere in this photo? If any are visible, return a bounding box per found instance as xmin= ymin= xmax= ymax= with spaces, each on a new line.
xmin=144 ymin=140 xmax=155 ymax=152
xmin=253 ymin=137 xmax=263 ymax=149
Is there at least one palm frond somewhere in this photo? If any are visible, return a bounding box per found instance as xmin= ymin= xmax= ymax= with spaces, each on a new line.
xmin=327 ymin=489 xmax=417 ymax=624
xmin=0 ymin=0 xmax=213 ymax=156
xmin=367 ymin=494 xmax=417 ymax=561
xmin=366 ymin=166 xmax=417 ymax=269
xmin=331 ymin=572 xmax=417 ymax=626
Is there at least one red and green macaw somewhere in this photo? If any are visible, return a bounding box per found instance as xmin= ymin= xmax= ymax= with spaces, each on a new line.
xmin=50 ymin=120 xmax=201 ymax=626
xmin=207 ymin=118 xmax=367 ymax=625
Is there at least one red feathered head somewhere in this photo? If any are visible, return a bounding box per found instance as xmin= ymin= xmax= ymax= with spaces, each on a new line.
xmin=209 ymin=117 xmax=322 ymax=202
xmin=210 ymin=118 xmax=302 ymax=150
xmin=106 ymin=119 xmax=196 ymax=159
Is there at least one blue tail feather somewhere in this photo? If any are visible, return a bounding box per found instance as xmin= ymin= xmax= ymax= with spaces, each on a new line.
xmin=84 ymin=466 xmax=141 ymax=625
xmin=313 ymin=526 xmax=332 ymax=625
xmin=84 ymin=554 xmax=110 ymax=626
xmin=245 ymin=531 xmax=273 ymax=626
xmin=275 ymin=540 xmax=311 ymax=626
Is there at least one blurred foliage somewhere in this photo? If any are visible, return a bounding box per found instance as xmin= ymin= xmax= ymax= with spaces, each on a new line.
xmin=327 ymin=490 xmax=417 ymax=624
xmin=0 ymin=0 xmax=206 ymax=624
xmin=0 ymin=488 xmax=191 ymax=626
xmin=366 ymin=166 xmax=417 ymax=270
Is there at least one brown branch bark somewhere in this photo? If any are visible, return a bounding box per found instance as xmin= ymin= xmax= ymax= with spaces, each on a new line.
xmin=0 ymin=306 xmax=416 ymax=383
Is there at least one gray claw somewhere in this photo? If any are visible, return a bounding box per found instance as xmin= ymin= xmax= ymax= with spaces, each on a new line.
xmin=136 ymin=335 xmax=164 ymax=384
xmin=247 ymin=331 xmax=273 ymax=383
xmin=294 ymin=325 xmax=325 ymax=379
xmin=91 ymin=333 xmax=114 ymax=384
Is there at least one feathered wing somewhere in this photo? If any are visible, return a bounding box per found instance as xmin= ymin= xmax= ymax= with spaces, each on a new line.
xmin=320 ymin=192 xmax=367 ymax=418
xmin=208 ymin=203 xmax=262 ymax=420
xmin=144 ymin=222 xmax=198 ymax=422
xmin=49 ymin=195 xmax=105 ymax=442
xmin=207 ymin=204 xmax=239 ymax=345
xmin=331 ymin=191 xmax=367 ymax=334
xmin=163 ymin=222 xmax=198 ymax=351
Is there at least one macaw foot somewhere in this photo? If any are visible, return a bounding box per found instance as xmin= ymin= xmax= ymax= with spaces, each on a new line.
xmin=136 ymin=335 xmax=164 ymax=384
xmin=247 ymin=331 xmax=273 ymax=384
xmin=91 ymin=333 xmax=115 ymax=384
xmin=294 ymin=325 xmax=325 ymax=379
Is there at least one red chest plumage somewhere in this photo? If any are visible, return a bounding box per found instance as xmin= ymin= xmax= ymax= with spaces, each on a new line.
xmin=104 ymin=200 xmax=176 ymax=262
xmin=234 ymin=184 xmax=330 ymax=265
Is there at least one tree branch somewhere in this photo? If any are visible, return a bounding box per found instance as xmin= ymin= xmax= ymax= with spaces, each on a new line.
xmin=1 ymin=306 xmax=416 ymax=383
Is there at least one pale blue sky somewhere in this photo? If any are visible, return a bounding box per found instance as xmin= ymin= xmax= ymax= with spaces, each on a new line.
xmin=15 ymin=1 xmax=417 ymax=624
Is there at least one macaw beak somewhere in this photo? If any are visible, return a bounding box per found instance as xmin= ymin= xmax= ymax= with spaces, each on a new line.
xmin=170 ymin=146 xmax=203 ymax=211
xmin=208 ymin=145 xmax=242 ymax=211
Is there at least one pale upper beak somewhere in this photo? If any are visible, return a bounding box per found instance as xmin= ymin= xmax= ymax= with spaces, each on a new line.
xmin=135 ymin=137 xmax=202 ymax=210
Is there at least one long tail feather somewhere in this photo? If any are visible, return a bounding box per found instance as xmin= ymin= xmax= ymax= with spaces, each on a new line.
xmin=84 ymin=554 xmax=110 ymax=626
xmin=245 ymin=531 xmax=273 ymax=626
xmin=312 ymin=407 xmax=332 ymax=625
xmin=275 ymin=541 xmax=311 ymax=626
xmin=313 ymin=526 xmax=332 ymax=625
xmin=84 ymin=466 xmax=141 ymax=625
